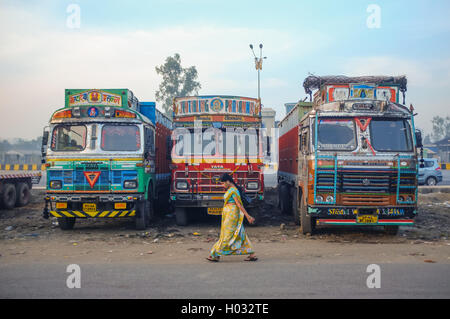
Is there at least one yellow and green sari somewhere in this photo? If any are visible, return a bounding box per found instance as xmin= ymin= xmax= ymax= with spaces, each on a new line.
xmin=210 ymin=186 xmax=254 ymax=258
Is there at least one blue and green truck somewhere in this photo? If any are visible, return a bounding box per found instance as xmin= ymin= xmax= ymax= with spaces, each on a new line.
xmin=42 ymin=89 xmax=172 ymax=230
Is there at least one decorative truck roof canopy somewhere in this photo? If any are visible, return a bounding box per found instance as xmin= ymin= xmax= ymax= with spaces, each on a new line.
xmin=65 ymin=89 xmax=139 ymax=110
xmin=173 ymin=95 xmax=261 ymax=128
xmin=303 ymin=75 xmax=408 ymax=106
xmin=303 ymin=75 xmax=407 ymax=95
xmin=51 ymin=89 xmax=144 ymax=123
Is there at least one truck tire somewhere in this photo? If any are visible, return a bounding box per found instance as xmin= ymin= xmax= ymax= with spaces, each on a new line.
xmin=1 ymin=183 xmax=17 ymax=209
xmin=384 ymin=225 xmax=399 ymax=235
xmin=135 ymin=200 xmax=148 ymax=230
xmin=300 ymin=197 xmax=314 ymax=235
xmin=58 ymin=217 xmax=76 ymax=230
xmin=146 ymin=196 xmax=154 ymax=227
xmin=175 ymin=207 xmax=188 ymax=226
xmin=279 ymin=184 xmax=291 ymax=215
xmin=15 ymin=182 xmax=31 ymax=207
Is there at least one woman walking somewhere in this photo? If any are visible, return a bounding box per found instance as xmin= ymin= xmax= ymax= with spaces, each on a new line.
xmin=207 ymin=173 xmax=258 ymax=262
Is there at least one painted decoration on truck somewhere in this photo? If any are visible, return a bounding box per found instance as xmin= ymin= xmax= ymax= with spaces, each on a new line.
xmin=350 ymin=84 xmax=376 ymax=100
xmin=327 ymin=85 xmax=350 ymax=102
xmin=69 ymin=90 xmax=122 ymax=107
xmin=173 ymin=96 xmax=261 ymax=119
xmin=210 ymin=98 xmax=224 ymax=112
xmin=376 ymin=86 xmax=398 ymax=103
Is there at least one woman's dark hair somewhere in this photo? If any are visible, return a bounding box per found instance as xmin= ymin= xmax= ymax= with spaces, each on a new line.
xmin=220 ymin=173 xmax=243 ymax=195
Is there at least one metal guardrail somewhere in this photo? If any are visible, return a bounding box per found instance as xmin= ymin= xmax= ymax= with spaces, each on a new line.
xmin=0 ymin=164 xmax=46 ymax=171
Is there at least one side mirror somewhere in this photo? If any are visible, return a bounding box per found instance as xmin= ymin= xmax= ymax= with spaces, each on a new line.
xmin=41 ymin=129 xmax=49 ymax=163
xmin=415 ymin=130 xmax=423 ymax=148
xmin=419 ymin=158 xmax=425 ymax=169
xmin=266 ymin=136 xmax=271 ymax=156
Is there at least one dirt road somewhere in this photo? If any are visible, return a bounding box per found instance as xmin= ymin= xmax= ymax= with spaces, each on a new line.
xmin=1 ymin=189 xmax=449 ymax=264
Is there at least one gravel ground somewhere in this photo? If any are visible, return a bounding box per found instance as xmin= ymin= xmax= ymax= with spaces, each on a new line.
xmin=0 ymin=189 xmax=449 ymax=244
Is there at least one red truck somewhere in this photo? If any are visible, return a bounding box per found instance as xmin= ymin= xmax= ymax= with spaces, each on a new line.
xmin=170 ymin=95 xmax=265 ymax=225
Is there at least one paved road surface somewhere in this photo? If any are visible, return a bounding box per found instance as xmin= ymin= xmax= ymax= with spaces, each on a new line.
xmin=1 ymin=262 xmax=449 ymax=298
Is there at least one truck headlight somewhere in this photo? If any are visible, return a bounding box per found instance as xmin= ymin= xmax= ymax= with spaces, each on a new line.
xmin=326 ymin=195 xmax=334 ymax=203
xmin=316 ymin=195 xmax=324 ymax=202
xmin=246 ymin=181 xmax=259 ymax=190
xmin=49 ymin=180 xmax=62 ymax=189
xmin=176 ymin=181 xmax=188 ymax=190
xmin=123 ymin=180 xmax=138 ymax=189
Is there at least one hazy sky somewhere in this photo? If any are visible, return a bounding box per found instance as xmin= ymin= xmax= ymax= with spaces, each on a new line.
xmin=1 ymin=0 xmax=449 ymax=139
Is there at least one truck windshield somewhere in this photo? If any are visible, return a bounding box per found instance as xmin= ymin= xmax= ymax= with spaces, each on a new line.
xmin=174 ymin=129 xmax=217 ymax=156
xmin=101 ymin=125 xmax=141 ymax=151
xmin=369 ymin=119 xmax=413 ymax=152
xmin=51 ymin=125 xmax=86 ymax=151
xmin=219 ymin=128 xmax=259 ymax=156
xmin=316 ymin=119 xmax=356 ymax=151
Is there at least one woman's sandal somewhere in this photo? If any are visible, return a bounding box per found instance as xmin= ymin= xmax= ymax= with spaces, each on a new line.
xmin=244 ymin=256 xmax=258 ymax=262
xmin=206 ymin=256 xmax=220 ymax=262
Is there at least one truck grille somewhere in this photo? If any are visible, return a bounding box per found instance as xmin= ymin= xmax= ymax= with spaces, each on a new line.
xmin=174 ymin=170 xmax=260 ymax=193
xmin=316 ymin=169 xmax=416 ymax=205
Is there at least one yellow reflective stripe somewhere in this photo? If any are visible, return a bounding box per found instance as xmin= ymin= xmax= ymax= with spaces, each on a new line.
xmin=60 ymin=211 xmax=73 ymax=217
xmin=109 ymin=211 xmax=120 ymax=217
xmin=129 ymin=210 xmax=136 ymax=216
xmin=50 ymin=211 xmax=62 ymax=217
xmin=99 ymin=211 xmax=110 ymax=217
xmin=119 ymin=211 xmax=129 ymax=217
xmin=84 ymin=211 xmax=98 ymax=217
xmin=72 ymin=211 xmax=85 ymax=217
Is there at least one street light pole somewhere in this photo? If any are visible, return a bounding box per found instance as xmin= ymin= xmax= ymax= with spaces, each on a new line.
xmin=249 ymin=43 xmax=266 ymax=101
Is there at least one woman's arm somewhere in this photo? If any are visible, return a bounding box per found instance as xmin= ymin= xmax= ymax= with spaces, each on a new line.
xmin=235 ymin=199 xmax=255 ymax=224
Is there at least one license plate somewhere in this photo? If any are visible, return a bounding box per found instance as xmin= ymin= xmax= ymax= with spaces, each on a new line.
xmin=83 ymin=203 xmax=97 ymax=212
xmin=208 ymin=207 xmax=222 ymax=215
xmin=357 ymin=215 xmax=378 ymax=224
xmin=56 ymin=202 xmax=67 ymax=209
xmin=114 ymin=203 xmax=127 ymax=209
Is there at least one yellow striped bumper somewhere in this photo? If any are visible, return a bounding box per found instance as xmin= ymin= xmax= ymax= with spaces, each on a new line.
xmin=50 ymin=210 xmax=136 ymax=218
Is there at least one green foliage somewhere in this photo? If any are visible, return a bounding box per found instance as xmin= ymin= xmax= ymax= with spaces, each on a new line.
xmin=431 ymin=116 xmax=450 ymax=142
xmin=155 ymin=53 xmax=201 ymax=117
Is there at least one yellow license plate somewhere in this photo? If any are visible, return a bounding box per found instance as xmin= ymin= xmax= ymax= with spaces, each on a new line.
xmin=83 ymin=203 xmax=97 ymax=212
xmin=114 ymin=203 xmax=127 ymax=209
xmin=56 ymin=202 xmax=67 ymax=209
xmin=208 ymin=207 xmax=222 ymax=215
xmin=357 ymin=215 xmax=378 ymax=224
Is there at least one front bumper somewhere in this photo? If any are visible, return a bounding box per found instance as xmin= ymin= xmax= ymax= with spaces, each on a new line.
xmin=170 ymin=192 xmax=264 ymax=208
xmin=44 ymin=193 xmax=142 ymax=218
xmin=308 ymin=206 xmax=417 ymax=226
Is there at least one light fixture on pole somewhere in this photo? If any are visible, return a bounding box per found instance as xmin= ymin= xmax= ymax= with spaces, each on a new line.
xmin=249 ymin=43 xmax=267 ymax=101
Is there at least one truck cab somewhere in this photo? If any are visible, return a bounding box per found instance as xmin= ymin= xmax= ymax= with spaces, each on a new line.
xmin=42 ymin=89 xmax=172 ymax=230
xmin=278 ymin=76 xmax=419 ymax=235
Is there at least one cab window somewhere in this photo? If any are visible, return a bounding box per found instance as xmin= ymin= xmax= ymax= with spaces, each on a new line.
xmin=51 ymin=125 xmax=86 ymax=151
xmin=101 ymin=125 xmax=141 ymax=151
